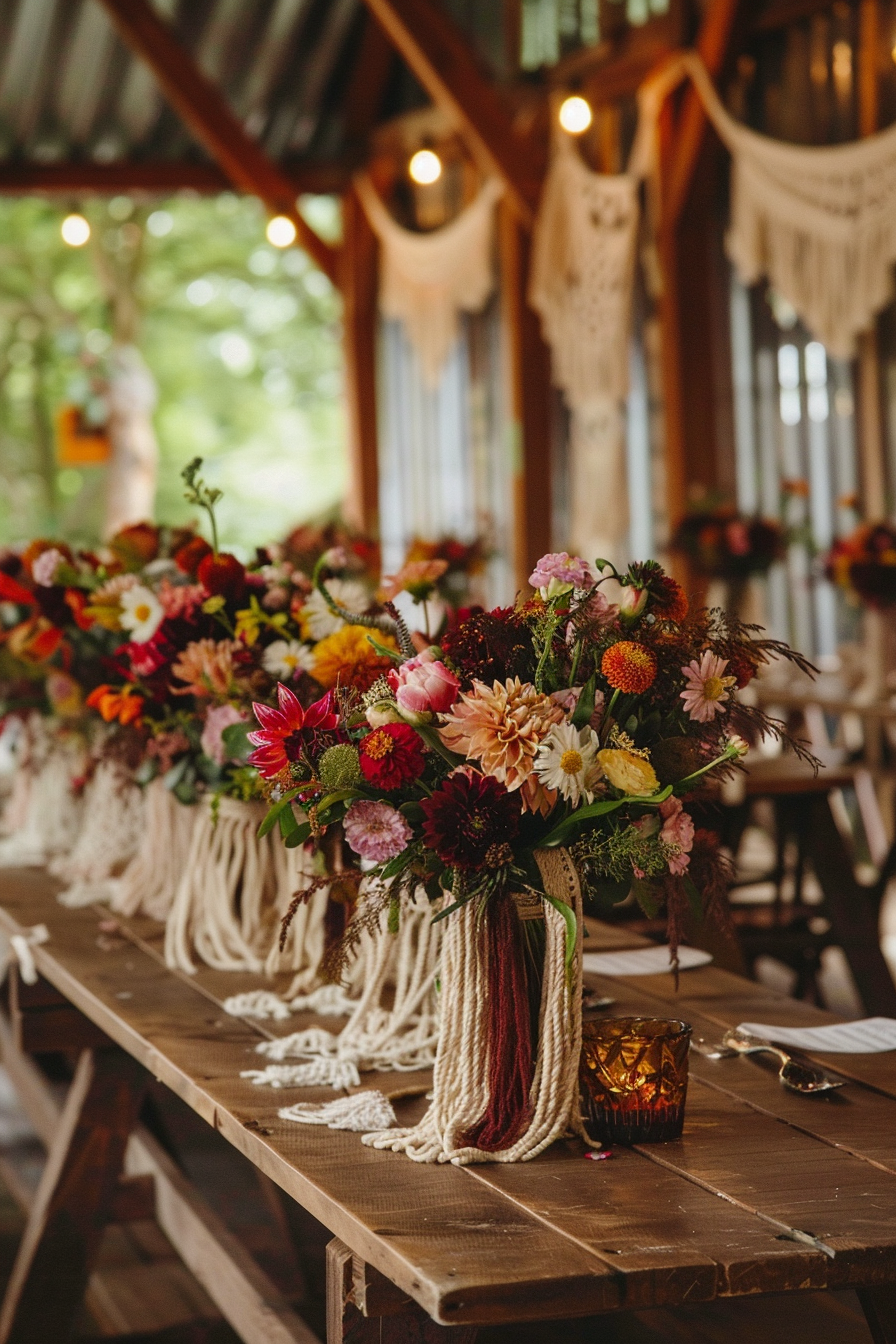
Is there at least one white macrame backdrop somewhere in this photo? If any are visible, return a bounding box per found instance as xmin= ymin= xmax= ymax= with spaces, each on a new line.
xmin=0 ymin=716 xmax=86 ymax=868
xmin=52 ymin=759 xmax=144 ymax=907
xmin=530 ymin=136 xmax=640 ymax=564
xmin=355 ymin=175 xmax=504 ymax=388
xmin=110 ymin=779 xmax=198 ymax=922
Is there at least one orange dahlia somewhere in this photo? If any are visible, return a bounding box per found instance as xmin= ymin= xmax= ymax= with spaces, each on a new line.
xmin=601 ymin=641 xmax=657 ymax=694
xmin=312 ymin=624 xmax=398 ymax=694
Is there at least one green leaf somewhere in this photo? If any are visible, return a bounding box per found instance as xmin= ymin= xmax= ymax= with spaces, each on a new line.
xmin=541 ymin=785 xmax=674 ymax=848
xmin=542 ymin=892 xmax=578 ymax=971
xmin=279 ymin=807 xmax=301 ymax=840
xmin=366 ymin=635 xmax=402 ymax=663
xmin=284 ymin=822 xmax=312 ymax=848
xmin=387 ymin=895 xmax=400 ymax=935
xmin=571 ymin=673 xmax=597 ymax=729
xmin=316 ymin=788 xmax=366 ymax=813
xmin=257 ymin=790 xmax=300 ymax=839
xmin=632 ymin=877 xmax=662 ymax=917
xmin=432 ymin=893 xmax=474 ymax=923
xmin=221 ymin=719 xmax=254 ymax=763
xmin=380 ymin=852 xmax=412 ymax=880
xmin=683 ymin=876 xmax=704 ymax=921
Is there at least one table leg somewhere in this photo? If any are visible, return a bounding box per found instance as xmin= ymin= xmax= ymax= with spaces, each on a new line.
xmin=326 ymin=1239 xmax=478 ymax=1343
xmin=0 ymin=1046 xmax=146 ymax=1343
xmin=857 ymin=1286 xmax=896 ymax=1344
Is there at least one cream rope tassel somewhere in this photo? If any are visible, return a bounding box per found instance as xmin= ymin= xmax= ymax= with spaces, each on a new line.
xmin=53 ymin=760 xmax=145 ymax=906
xmin=0 ymin=716 xmax=86 ymax=868
xmin=363 ymin=849 xmax=587 ymax=1165
xmin=109 ymin=779 xmax=198 ymax=921
xmin=245 ymin=885 xmax=441 ymax=1088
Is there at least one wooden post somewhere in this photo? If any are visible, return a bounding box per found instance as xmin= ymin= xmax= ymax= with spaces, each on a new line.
xmin=856 ymin=0 xmax=886 ymax=521
xmin=0 ymin=1047 xmax=147 ymax=1343
xmin=341 ymin=184 xmax=381 ymax=535
xmin=326 ymin=1239 xmax=478 ymax=1343
xmin=499 ymin=199 xmax=554 ymax=594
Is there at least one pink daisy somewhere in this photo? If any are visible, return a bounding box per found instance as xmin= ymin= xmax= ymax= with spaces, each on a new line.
xmin=679 ymin=652 xmax=736 ymax=723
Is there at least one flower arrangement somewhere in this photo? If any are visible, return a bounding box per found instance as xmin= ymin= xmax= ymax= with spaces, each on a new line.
xmin=825 ymin=522 xmax=896 ymax=610
xmin=671 ymin=506 xmax=785 ymax=581
xmin=252 ymin=550 xmax=814 ymax=1163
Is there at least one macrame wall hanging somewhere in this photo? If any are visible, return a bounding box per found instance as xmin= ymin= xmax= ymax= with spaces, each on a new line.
xmin=355 ymin=174 xmax=504 ymax=388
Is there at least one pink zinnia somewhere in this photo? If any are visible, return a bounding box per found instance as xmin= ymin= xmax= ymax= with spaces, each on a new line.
xmin=680 ymin=651 xmax=736 ymax=723
xmin=344 ymin=800 xmax=412 ymax=864
xmin=659 ymin=796 xmax=695 ymax=876
xmin=158 ymin=579 xmax=204 ymax=619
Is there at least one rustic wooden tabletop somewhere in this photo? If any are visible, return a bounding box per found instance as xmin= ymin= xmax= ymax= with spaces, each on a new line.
xmin=1 ymin=867 xmax=896 ymax=1342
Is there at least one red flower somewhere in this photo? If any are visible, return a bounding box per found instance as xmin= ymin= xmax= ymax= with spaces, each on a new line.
xmin=601 ymin=641 xmax=657 ymax=694
xmin=0 ymin=572 xmax=35 ymax=606
xmin=650 ymin=575 xmax=689 ymax=623
xmin=359 ymin=723 xmax=425 ymax=790
xmin=198 ymin=551 xmax=246 ymax=598
xmin=64 ymin=588 xmax=94 ymax=631
xmin=420 ymin=768 xmax=519 ymax=870
xmin=174 ymin=536 xmax=213 ymax=576
xmin=248 ymin=684 xmax=339 ymax=780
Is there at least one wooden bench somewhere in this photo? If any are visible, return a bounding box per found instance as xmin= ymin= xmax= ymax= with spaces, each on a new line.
xmin=1 ymin=867 xmax=896 ymax=1342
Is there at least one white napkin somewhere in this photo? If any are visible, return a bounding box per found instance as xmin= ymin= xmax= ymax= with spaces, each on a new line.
xmin=736 ymin=1018 xmax=896 ymax=1054
xmin=582 ymin=945 xmax=712 ymax=976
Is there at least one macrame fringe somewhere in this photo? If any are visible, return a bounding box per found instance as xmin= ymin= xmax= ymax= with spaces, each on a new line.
xmin=53 ymin=760 xmax=144 ymax=907
xmin=109 ymin=778 xmax=197 ymax=921
xmin=242 ymin=1058 xmax=362 ymax=1090
xmin=222 ymin=983 xmax=358 ymax=1022
xmin=362 ymin=849 xmax=588 ymax=1165
xmin=278 ymin=1092 xmax=396 ymax=1132
xmin=0 ymin=716 xmax=85 ymax=868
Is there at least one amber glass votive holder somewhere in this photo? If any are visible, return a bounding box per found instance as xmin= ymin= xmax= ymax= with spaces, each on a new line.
xmin=579 ymin=1017 xmax=692 ymax=1144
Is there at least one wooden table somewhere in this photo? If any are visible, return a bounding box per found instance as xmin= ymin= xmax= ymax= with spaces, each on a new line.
xmin=2 ymin=869 xmax=896 ymax=1343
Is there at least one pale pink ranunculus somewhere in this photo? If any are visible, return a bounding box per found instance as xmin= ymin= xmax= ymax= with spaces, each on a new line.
xmin=659 ymin=796 xmax=695 ymax=876
xmin=388 ymin=648 xmax=460 ymax=720
xmin=201 ymin=704 xmax=246 ymax=766
xmin=550 ymin=685 xmax=606 ymax=728
xmin=529 ymin=552 xmax=593 ymax=600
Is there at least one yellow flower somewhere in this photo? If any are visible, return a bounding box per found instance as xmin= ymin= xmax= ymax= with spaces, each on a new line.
xmin=312 ymin=624 xmax=397 ymax=694
xmin=597 ymin=748 xmax=659 ymax=797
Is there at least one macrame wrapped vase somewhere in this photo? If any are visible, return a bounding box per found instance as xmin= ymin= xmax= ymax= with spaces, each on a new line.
xmin=53 ymin=759 xmax=145 ymax=907
xmin=0 ymin=715 xmax=86 ymax=868
xmin=164 ymin=796 xmax=327 ymax=977
xmin=363 ymin=848 xmax=588 ymax=1165
xmin=109 ymin=778 xmax=199 ymax=922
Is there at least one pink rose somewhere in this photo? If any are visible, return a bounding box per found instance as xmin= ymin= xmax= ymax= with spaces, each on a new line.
xmin=389 ymin=649 xmax=460 ymax=721
xmin=201 ymin=704 xmax=246 ymax=766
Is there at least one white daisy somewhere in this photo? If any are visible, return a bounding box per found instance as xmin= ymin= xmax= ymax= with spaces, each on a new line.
xmin=299 ymin=578 xmax=369 ymax=640
xmin=119 ymin=584 xmax=164 ymax=643
xmin=262 ymin=639 xmax=314 ymax=679
xmin=534 ymin=722 xmax=600 ymax=805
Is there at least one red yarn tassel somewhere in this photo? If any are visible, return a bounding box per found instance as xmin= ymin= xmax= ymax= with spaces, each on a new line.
xmin=459 ymin=891 xmax=535 ymax=1152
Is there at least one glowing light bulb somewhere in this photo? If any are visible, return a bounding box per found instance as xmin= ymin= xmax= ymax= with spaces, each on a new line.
xmin=559 ymin=95 xmax=593 ymax=134
xmin=409 ymin=149 xmax=442 ymax=185
xmin=61 ymin=213 xmax=90 ymax=246
xmin=266 ymin=215 xmax=297 ymax=247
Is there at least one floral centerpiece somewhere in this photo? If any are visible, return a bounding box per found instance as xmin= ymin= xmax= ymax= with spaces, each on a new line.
xmin=672 ymin=506 xmax=785 ymax=581
xmin=252 ymin=551 xmax=812 ymax=1164
xmin=825 ymin=523 xmax=896 ymax=610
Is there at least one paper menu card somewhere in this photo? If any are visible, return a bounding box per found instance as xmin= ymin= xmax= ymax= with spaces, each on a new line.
xmin=582 ymin=945 xmax=712 ymax=977
xmin=736 ymin=1018 xmax=896 ymax=1053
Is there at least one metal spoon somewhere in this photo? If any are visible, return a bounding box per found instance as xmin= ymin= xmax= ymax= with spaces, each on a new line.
xmin=692 ymin=1030 xmax=846 ymax=1094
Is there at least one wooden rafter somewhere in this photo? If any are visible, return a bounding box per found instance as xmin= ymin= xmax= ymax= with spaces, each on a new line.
xmin=0 ymin=160 xmax=352 ymax=196
xmin=342 ymin=15 xmax=395 ymax=151
xmin=94 ymin=0 xmax=339 ymax=284
xmin=663 ymin=0 xmax=745 ymax=228
xmin=360 ymin=0 xmax=540 ymax=224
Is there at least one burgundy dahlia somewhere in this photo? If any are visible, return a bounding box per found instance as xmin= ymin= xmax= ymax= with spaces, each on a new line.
xmin=420 ymin=768 xmax=519 ymax=870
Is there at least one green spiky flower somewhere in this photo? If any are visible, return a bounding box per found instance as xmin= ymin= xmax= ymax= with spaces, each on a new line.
xmin=318 ymin=744 xmax=362 ymax=791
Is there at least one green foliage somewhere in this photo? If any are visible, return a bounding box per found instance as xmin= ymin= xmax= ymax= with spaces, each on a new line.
xmin=0 ymin=193 xmax=345 ymax=549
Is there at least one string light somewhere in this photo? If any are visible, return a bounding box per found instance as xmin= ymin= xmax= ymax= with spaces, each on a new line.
xmin=266 ymin=215 xmax=297 ymax=247
xmin=61 ymin=213 xmax=90 ymax=247
xmin=409 ymin=149 xmax=442 ymax=185
xmin=559 ymin=95 xmax=593 ymax=134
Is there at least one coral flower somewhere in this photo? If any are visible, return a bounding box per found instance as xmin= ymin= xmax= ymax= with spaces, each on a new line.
xmin=247 ymin=684 xmax=339 ymax=780
xmin=312 ymin=624 xmax=397 ymax=694
xmin=680 ymin=651 xmax=736 ymax=723
xmin=86 ymin=683 xmax=144 ymax=726
xmin=601 ymin=641 xmax=657 ymax=694
xmin=420 ymin=769 xmax=520 ymax=870
xmin=358 ymin=723 xmax=425 ymax=789
xmin=171 ymin=638 xmax=239 ymax=699
xmin=439 ymin=677 xmax=564 ymax=812
xmin=379 ymin=559 xmax=448 ymax=603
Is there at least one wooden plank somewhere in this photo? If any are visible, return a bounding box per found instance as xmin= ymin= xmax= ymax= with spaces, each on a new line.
xmin=0 ymin=1046 xmax=146 ymax=1343
xmin=360 ymin=0 xmax=540 ymax=223
xmin=327 ymin=1239 xmax=479 ymax=1341
xmin=0 ymin=159 xmax=351 ymax=196
xmin=858 ymin=1285 xmax=896 ymax=1344
xmin=341 ymin=183 xmax=381 ymax=535
xmin=93 ymin=0 xmax=339 ymax=284
xmin=342 ymin=16 xmax=396 ymax=152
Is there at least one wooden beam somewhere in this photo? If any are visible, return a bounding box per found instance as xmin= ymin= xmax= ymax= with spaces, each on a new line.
xmin=360 ymin=0 xmax=539 ymax=224
xmin=752 ymin=0 xmax=843 ymax=33
xmin=340 ymin=183 xmax=380 ymax=535
xmin=342 ymin=16 xmax=396 ymax=151
xmin=856 ymin=0 xmax=886 ymax=523
xmin=94 ymin=0 xmax=339 ymax=284
xmin=0 ymin=159 xmax=352 ymax=196
xmin=326 ymin=1240 xmax=479 ymax=1343
xmin=663 ymin=0 xmax=745 ymax=228
xmin=0 ymin=1047 xmax=147 ymax=1344
xmin=499 ymin=199 xmax=554 ymax=592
